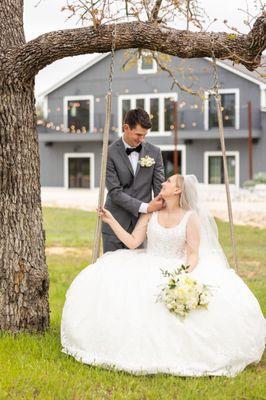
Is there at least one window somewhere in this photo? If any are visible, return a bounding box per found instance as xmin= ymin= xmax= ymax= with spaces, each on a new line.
xmin=204 ymin=89 xmax=239 ymax=130
xmin=204 ymin=152 xmax=239 ymax=186
xmin=119 ymin=93 xmax=177 ymax=135
xmin=138 ymin=51 xmax=157 ymax=74
xmin=159 ymin=145 xmax=186 ymax=176
xmin=64 ymin=95 xmax=94 ymax=133
xmin=64 ymin=153 xmax=95 ymax=189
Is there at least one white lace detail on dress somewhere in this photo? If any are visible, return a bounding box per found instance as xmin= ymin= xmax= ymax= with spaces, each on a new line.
xmin=146 ymin=211 xmax=193 ymax=258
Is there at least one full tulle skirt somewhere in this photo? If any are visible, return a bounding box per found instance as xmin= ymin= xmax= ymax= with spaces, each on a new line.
xmin=61 ymin=249 xmax=265 ymax=377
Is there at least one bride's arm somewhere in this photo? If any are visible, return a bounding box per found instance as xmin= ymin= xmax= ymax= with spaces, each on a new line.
xmin=99 ymin=208 xmax=150 ymax=249
xmin=185 ymin=212 xmax=200 ymax=272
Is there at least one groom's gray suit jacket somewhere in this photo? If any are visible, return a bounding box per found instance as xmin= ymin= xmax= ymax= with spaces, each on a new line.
xmin=102 ymin=138 xmax=165 ymax=250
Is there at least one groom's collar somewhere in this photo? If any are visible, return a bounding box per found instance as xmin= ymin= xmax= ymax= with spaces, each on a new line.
xmin=120 ymin=135 xmax=146 ymax=151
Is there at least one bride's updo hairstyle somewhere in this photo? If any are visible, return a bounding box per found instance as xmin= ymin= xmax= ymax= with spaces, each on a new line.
xmin=175 ymin=174 xmax=198 ymax=211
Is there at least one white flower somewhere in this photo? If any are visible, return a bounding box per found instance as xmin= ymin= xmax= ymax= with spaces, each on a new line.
xmin=157 ymin=265 xmax=212 ymax=318
xmin=138 ymin=155 xmax=155 ymax=168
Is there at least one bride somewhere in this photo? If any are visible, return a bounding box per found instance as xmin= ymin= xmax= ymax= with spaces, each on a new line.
xmin=61 ymin=174 xmax=265 ymax=377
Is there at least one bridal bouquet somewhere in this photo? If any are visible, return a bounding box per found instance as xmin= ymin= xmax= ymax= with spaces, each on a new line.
xmin=157 ymin=265 xmax=212 ymax=318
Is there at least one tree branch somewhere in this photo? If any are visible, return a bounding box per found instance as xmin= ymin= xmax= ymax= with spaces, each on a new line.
xmin=5 ymin=12 xmax=266 ymax=83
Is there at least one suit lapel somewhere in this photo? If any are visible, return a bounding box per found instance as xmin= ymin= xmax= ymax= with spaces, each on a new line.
xmin=116 ymin=138 xmax=134 ymax=176
xmin=135 ymin=142 xmax=146 ymax=177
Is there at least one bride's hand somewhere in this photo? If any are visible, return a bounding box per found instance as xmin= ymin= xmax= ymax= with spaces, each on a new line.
xmin=97 ymin=207 xmax=114 ymax=224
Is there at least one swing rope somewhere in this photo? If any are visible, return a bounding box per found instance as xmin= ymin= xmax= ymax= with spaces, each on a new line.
xmin=91 ymin=25 xmax=117 ymax=264
xmin=210 ymin=36 xmax=238 ymax=271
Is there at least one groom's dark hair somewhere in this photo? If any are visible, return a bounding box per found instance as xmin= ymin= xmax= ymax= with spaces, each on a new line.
xmin=124 ymin=108 xmax=152 ymax=130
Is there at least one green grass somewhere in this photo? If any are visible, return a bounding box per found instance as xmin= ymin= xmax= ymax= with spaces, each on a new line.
xmin=0 ymin=208 xmax=265 ymax=399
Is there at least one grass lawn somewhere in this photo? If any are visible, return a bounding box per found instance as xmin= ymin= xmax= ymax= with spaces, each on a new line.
xmin=0 ymin=207 xmax=265 ymax=400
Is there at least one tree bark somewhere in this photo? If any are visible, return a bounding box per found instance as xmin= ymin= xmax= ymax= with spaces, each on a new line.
xmin=5 ymin=12 xmax=266 ymax=85
xmin=0 ymin=1 xmax=50 ymax=332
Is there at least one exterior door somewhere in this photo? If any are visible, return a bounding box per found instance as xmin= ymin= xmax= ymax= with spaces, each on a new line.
xmin=68 ymin=158 xmax=91 ymax=188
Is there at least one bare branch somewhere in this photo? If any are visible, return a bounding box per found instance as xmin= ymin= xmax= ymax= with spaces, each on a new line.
xmin=151 ymin=0 xmax=163 ymax=21
xmin=153 ymin=53 xmax=205 ymax=99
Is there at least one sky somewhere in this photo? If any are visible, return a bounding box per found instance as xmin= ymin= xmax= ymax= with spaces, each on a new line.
xmin=23 ymin=0 xmax=262 ymax=98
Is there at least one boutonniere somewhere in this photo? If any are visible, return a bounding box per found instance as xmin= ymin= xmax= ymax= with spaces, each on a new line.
xmin=138 ymin=155 xmax=155 ymax=168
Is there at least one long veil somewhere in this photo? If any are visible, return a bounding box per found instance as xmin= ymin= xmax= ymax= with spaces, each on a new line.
xmin=181 ymin=175 xmax=230 ymax=268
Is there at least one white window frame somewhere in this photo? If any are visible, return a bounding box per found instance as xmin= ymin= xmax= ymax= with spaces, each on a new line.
xmin=204 ymin=89 xmax=240 ymax=131
xmin=204 ymin=151 xmax=239 ymax=187
xmin=64 ymin=152 xmax=95 ymax=189
xmin=260 ymin=86 xmax=266 ymax=111
xmin=158 ymin=144 xmax=187 ymax=175
xmin=63 ymin=95 xmax=94 ymax=133
xmin=137 ymin=52 xmax=157 ymax=74
xmin=118 ymin=93 xmax=178 ymax=137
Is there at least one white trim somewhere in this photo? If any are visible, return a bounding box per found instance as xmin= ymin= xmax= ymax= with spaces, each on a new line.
xmin=204 ymin=58 xmax=265 ymax=87
xmin=38 ymin=54 xmax=110 ymax=98
xmin=260 ymin=87 xmax=266 ymax=110
xmin=43 ymin=95 xmax=48 ymax=120
xmin=158 ymin=144 xmax=186 ymax=175
xmin=118 ymin=92 xmax=178 ymax=136
xmin=137 ymin=52 xmax=157 ymax=74
xmin=204 ymin=151 xmax=240 ymax=187
xmin=63 ymin=95 xmax=94 ymax=133
xmin=64 ymin=152 xmax=95 ymax=189
xmin=204 ymin=88 xmax=240 ymax=131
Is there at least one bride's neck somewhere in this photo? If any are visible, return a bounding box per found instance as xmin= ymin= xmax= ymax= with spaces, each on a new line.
xmin=163 ymin=197 xmax=180 ymax=213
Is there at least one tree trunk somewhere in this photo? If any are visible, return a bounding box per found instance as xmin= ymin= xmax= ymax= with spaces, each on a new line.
xmin=0 ymin=0 xmax=50 ymax=332
xmin=0 ymin=79 xmax=50 ymax=332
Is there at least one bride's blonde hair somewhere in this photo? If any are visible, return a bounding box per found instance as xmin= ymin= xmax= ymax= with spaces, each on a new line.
xmin=174 ymin=174 xmax=197 ymax=210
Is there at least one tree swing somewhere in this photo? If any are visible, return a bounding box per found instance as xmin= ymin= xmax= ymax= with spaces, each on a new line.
xmin=91 ymin=32 xmax=238 ymax=272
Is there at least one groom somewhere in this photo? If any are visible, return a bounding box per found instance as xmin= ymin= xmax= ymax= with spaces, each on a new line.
xmin=102 ymin=108 xmax=165 ymax=252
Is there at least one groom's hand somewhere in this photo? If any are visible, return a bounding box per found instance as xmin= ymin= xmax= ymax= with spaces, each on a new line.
xmin=147 ymin=195 xmax=164 ymax=213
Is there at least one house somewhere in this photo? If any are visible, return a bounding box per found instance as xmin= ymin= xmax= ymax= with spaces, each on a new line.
xmin=37 ymin=50 xmax=266 ymax=189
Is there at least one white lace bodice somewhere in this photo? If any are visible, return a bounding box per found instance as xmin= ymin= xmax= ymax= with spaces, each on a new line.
xmin=146 ymin=211 xmax=193 ymax=259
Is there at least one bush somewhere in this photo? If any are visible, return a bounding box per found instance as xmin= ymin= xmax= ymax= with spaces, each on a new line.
xmin=253 ymin=172 xmax=266 ymax=184
xmin=243 ymin=172 xmax=266 ymax=188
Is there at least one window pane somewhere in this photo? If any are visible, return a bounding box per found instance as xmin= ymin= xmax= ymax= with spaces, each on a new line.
xmin=164 ymin=98 xmax=174 ymax=131
xmin=68 ymin=158 xmax=91 ymax=188
xmin=67 ymin=99 xmax=90 ymax=133
xmin=208 ymin=156 xmax=235 ymax=184
xmin=150 ymin=98 xmax=159 ymax=132
xmin=122 ymin=99 xmax=131 ymax=123
xmin=141 ymin=54 xmax=153 ymax=70
xmin=222 ymin=94 xmax=235 ymax=127
xmin=227 ymin=156 xmax=236 ymax=184
xmin=136 ymin=98 xmax=145 ymax=109
xmin=162 ymin=150 xmax=182 ymax=178
xmin=208 ymin=156 xmax=221 ymax=183
xmin=209 ymin=93 xmax=235 ymax=129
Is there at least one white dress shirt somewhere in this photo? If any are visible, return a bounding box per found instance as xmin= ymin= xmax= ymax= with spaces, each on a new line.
xmin=122 ymin=136 xmax=148 ymax=214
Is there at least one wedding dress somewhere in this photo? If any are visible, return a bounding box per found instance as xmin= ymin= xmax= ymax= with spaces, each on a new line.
xmin=61 ymin=210 xmax=265 ymax=377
